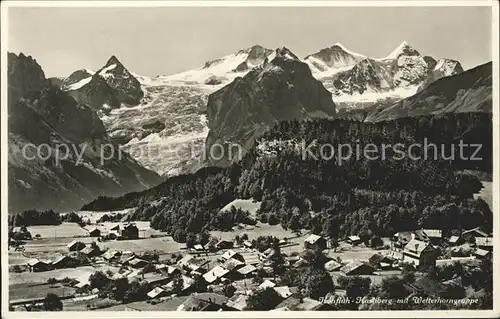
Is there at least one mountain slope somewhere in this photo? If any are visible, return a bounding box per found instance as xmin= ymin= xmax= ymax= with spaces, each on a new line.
xmin=204 ymin=47 xmax=336 ymax=167
xmin=364 ymin=62 xmax=492 ymax=122
xmin=7 ymin=52 xmax=162 ymax=213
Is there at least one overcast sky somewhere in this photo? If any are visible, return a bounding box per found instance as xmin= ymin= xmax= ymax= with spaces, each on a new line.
xmin=8 ymin=6 xmax=492 ymax=77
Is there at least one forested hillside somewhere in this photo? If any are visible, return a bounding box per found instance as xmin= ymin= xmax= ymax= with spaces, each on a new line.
xmin=82 ymin=113 xmax=492 ymax=242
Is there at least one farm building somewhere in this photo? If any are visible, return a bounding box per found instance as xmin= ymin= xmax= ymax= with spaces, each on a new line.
xmin=193 ymin=244 xmax=205 ymax=252
xmin=129 ymin=258 xmax=149 ymax=269
xmin=474 ymin=237 xmax=493 ymax=250
xmin=304 ymin=234 xmax=326 ymax=250
xmin=237 ymin=264 xmax=257 ymax=277
xmin=340 ymin=261 xmax=375 ymax=276
xmin=88 ymin=227 xmax=101 ymax=237
xmin=324 ymin=260 xmax=343 ymax=272
xmin=259 ymin=279 xmax=276 ymax=289
xmin=216 ymin=240 xmax=234 ymax=250
xmin=141 ymin=273 xmax=171 ymax=286
xmin=243 ymin=240 xmax=253 ymax=249
xmin=176 ymin=293 xmax=233 ymax=311
xmin=26 ymin=259 xmax=50 ymax=272
xmin=220 ymin=250 xmax=245 ymax=263
xmin=226 ymin=294 xmax=249 ymax=311
xmin=164 ymin=275 xmax=195 ymax=294
xmin=222 ymin=258 xmax=245 ymax=271
xmin=346 ymin=235 xmax=361 ymax=245
xmin=67 ymin=240 xmax=85 ymax=251
xmin=462 ymin=227 xmax=490 ymax=242
xmin=368 ymin=253 xmax=394 ymax=269
xmin=121 ymin=224 xmax=139 ymax=240
xmin=52 ymin=255 xmax=79 ymax=269
xmin=147 ymin=287 xmax=169 ymax=299
xmin=102 ymin=249 xmax=121 ymax=261
xmin=448 ymin=235 xmax=463 ymax=246
xmin=474 ymin=248 xmax=491 ymax=259
xmin=80 ymin=246 xmax=101 ymax=258
xmin=421 ymin=229 xmax=442 ymax=244
xmin=273 ymin=286 xmax=297 ymax=299
xmin=203 ymin=266 xmax=230 ymax=284
xmin=403 ymin=239 xmax=438 ymax=269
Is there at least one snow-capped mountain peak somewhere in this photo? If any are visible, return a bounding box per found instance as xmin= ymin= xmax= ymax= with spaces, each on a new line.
xmin=304 ymin=43 xmax=366 ymax=77
xmin=381 ymin=41 xmax=420 ymax=60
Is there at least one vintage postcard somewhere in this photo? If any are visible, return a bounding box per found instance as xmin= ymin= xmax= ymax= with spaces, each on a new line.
xmin=1 ymin=1 xmax=498 ymax=317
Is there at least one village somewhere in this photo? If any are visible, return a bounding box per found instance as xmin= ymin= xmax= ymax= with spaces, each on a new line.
xmin=8 ymin=208 xmax=493 ymax=312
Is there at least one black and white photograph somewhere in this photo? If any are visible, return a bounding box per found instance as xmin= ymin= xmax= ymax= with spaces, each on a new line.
xmin=1 ymin=1 xmax=498 ymax=316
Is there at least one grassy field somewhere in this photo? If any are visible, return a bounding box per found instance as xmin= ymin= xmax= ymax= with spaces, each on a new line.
xmin=27 ymin=223 xmax=89 ymax=238
xmin=220 ymin=199 xmax=261 ymax=217
xmin=9 ymin=283 xmax=76 ymax=301
xmin=99 ymin=236 xmax=184 ymax=254
xmin=9 ymin=265 xmax=121 ymax=285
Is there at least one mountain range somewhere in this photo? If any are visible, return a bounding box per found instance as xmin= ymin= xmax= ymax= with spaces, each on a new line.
xmin=7 ymin=41 xmax=492 ymax=212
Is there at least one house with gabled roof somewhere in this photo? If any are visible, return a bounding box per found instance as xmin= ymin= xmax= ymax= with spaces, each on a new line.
xmin=340 ymin=261 xmax=374 ymax=276
xmin=474 ymin=237 xmax=493 ymax=250
xmin=304 ymin=234 xmax=326 ymax=250
xmin=220 ymin=250 xmax=245 ymax=263
xmin=403 ymin=239 xmax=438 ymax=269
xmin=462 ymin=227 xmax=490 ymax=242
xmin=203 ymin=266 xmax=230 ymax=284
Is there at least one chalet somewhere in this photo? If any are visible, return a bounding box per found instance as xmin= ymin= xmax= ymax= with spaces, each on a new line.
xmin=52 ymin=255 xmax=79 ymax=269
xmin=462 ymin=227 xmax=490 ymax=242
xmin=203 ymin=266 xmax=230 ymax=284
xmin=243 ymin=240 xmax=253 ymax=249
xmin=193 ymin=244 xmax=205 ymax=252
xmin=474 ymin=237 xmax=493 ymax=250
xmin=393 ymin=230 xmax=429 ymax=248
xmin=27 ymin=259 xmax=50 ymax=272
xmin=178 ymin=254 xmax=195 ymax=267
xmin=141 ymin=273 xmax=171 ymax=286
xmin=421 ymin=229 xmax=443 ymax=244
xmin=119 ymin=252 xmax=137 ymax=265
xmin=346 ymin=235 xmax=361 ymax=245
xmin=259 ymin=247 xmax=278 ymax=263
xmin=474 ymin=248 xmax=491 ymax=259
xmin=176 ymin=293 xmax=232 ymax=311
xmin=67 ymin=240 xmax=85 ymax=251
xmin=324 ymin=260 xmax=343 ymax=272
xmin=80 ymin=246 xmax=101 ymax=258
xmin=226 ymin=294 xmax=249 ymax=311
xmin=216 ymin=240 xmax=234 ymax=250
xmin=222 ymin=258 xmax=245 ymax=271
xmin=220 ymin=250 xmax=245 ymax=263
xmin=75 ymin=281 xmax=90 ymax=290
xmin=121 ymin=224 xmax=139 ymax=240
xmin=102 ymin=249 xmax=121 ymax=261
xmin=368 ymin=253 xmax=394 ymax=269
xmin=273 ymin=286 xmax=296 ymax=299
xmin=237 ymin=264 xmax=257 ymax=277
xmin=448 ymin=235 xmax=462 ymax=246
xmin=259 ymin=279 xmax=276 ymax=289
xmin=184 ymin=258 xmax=209 ymax=273
xmin=109 ymin=224 xmax=120 ymax=231
xmin=304 ymin=234 xmax=326 ymax=250
xmin=147 ymin=287 xmax=169 ymax=299
xmin=164 ymin=275 xmax=195 ymax=294
xmin=340 ymin=261 xmax=374 ymax=276
xmin=403 ymin=239 xmax=438 ymax=269
xmin=128 ymin=258 xmax=149 ymax=269
xmin=88 ymin=228 xmax=101 ymax=237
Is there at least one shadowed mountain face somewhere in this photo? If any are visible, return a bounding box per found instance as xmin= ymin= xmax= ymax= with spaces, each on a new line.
xmin=338 ymin=62 xmax=492 ymax=122
xmin=204 ymin=47 xmax=337 ymax=167
xmin=62 ymin=56 xmax=143 ymax=111
xmin=7 ymin=52 xmax=162 ymax=214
